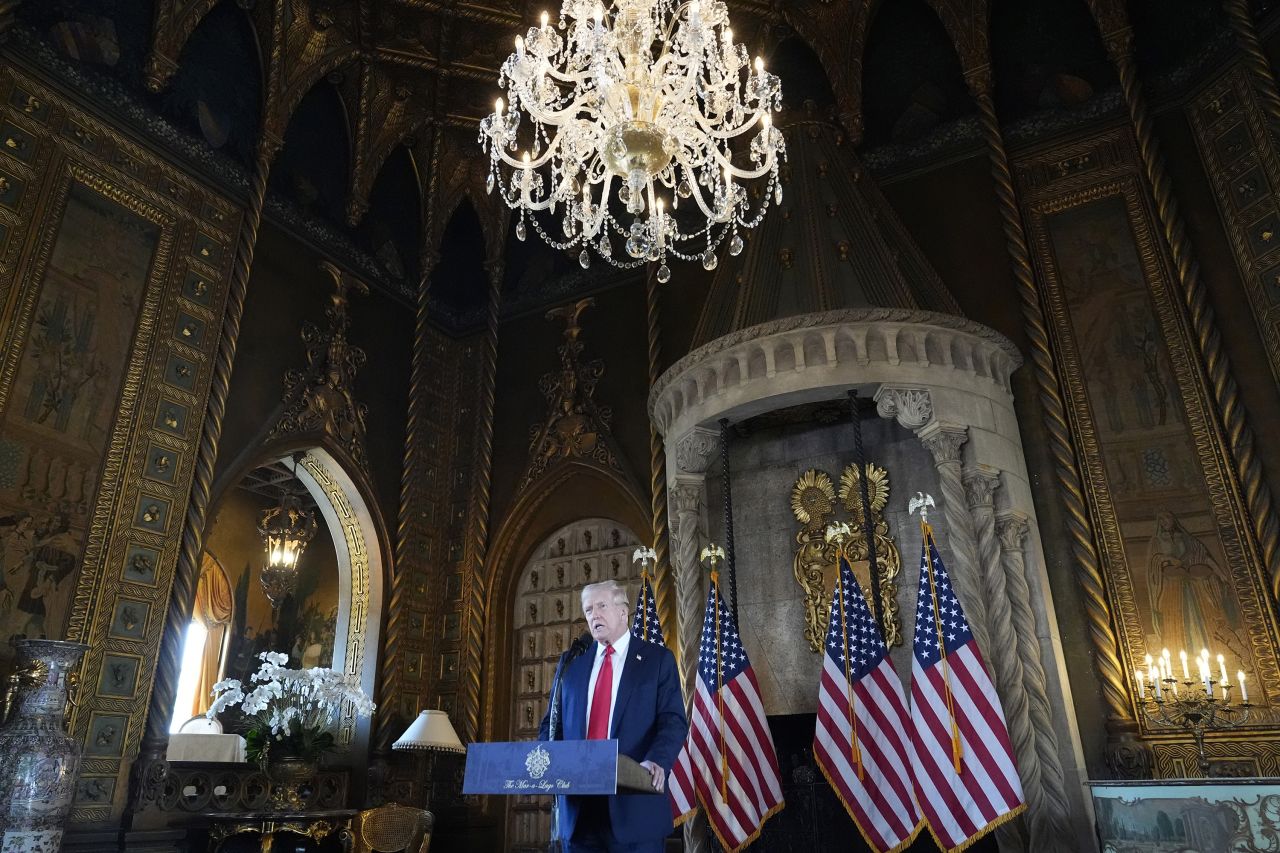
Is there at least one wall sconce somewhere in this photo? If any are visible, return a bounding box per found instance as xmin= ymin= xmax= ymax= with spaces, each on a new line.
xmin=257 ymin=456 xmax=317 ymax=608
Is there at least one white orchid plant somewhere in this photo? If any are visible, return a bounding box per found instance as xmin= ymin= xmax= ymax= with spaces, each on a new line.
xmin=207 ymin=651 xmax=376 ymax=766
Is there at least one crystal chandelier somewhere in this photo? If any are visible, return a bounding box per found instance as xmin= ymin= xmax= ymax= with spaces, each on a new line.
xmin=479 ymin=0 xmax=786 ymax=279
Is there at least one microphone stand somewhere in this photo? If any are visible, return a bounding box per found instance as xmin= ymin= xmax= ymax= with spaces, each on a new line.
xmin=547 ymin=633 xmax=590 ymax=853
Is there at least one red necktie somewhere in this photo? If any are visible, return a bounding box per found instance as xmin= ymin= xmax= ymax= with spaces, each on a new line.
xmin=587 ymin=644 xmax=614 ymax=739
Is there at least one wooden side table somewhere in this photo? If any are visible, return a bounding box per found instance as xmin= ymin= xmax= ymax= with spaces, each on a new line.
xmin=204 ymin=810 xmax=357 ymax=853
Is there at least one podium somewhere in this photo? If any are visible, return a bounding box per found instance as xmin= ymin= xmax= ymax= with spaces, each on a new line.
xmin=462 ymin=741 xmax=659 ymax=796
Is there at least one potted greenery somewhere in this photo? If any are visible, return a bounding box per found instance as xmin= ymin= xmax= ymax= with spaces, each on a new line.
xmin=208 ymin=651 xmax=375 ymax=807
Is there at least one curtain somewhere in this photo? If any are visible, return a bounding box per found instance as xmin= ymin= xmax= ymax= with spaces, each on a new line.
xmin=191 ymin=553 xmax=233 ymax=718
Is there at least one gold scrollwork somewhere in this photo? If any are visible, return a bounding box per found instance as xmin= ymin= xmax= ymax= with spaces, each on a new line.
xmin=838 ymin=463 xmax=902 ymax=648
xmin=791 ymin=464 xmax=902 ymax=651
xmin=791 ymin=470 xmax=837 ymax=652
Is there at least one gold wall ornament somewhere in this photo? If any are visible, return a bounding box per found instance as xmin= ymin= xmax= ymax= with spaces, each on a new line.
xmin=267 ymin=262 xmax=371 ymax=472
xmin=839 ymin=462 xmax=903 ymax=648
xmin=517 ymin=298 xmax=625 ymax=493
xmin=791 ymin=469 xmax=838 ymax=652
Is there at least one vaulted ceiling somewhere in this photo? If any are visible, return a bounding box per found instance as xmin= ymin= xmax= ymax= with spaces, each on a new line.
xmin=16 ymin=0 xmax=1236 ymax=321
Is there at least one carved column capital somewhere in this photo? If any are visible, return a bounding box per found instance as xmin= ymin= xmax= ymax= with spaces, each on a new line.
xmin=674 ymin=426 xmax=719 ymax=475
xmin=874 ymin=386 xmax=934 ymax=430
xmin=996 ymin=512 xmax=1031 ymax=553
xmin=918 ymin=422 xmax=969 ymax=466
xmin=670 ymin=478 xmax=705 ymax=515
xmin=962 ymin=465 xmax=1001 ymax=510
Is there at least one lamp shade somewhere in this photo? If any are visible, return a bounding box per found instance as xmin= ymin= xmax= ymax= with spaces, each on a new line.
xmin=393 ymin=710 xmax=466 ymax=753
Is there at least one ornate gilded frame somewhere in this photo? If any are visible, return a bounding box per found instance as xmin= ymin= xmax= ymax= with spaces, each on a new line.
xmin=0 ymin=65 xmax=240 ymax=822
xmin=1016 ymin=126 xmax=1280 ymax=776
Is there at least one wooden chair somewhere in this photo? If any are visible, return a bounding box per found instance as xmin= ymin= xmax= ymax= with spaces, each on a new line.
xmin=347 ymin=803 xmax=433 ymax=853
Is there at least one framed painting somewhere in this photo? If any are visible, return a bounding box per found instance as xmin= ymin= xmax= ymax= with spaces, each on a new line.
xmin=1018 ymin=128 xmax=1280 ymax=776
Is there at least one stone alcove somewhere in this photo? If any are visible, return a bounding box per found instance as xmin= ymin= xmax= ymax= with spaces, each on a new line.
xmin=647 ymin=115 xmax=1095 ymax=852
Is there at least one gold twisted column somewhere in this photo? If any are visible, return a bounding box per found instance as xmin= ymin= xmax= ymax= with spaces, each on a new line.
xmin=1224 ymin=0 xmax=1280 ymax=128
xmin=670 ymin=479 xmax=708 ymax=853
xmin=644 ymin=273 xmax=677 ymax=654
xmin=458 ymin=263 xmax=502 ymax=741
xmin=967 ymin=77 xmax=1134 ymax=728
xmin=378 ymin=129 xmax=444 ymax=749
xmin=139 ymin=135 xmax=280 ymax=756
xmin=1094 ymin=9 xmax=1280 ymax=601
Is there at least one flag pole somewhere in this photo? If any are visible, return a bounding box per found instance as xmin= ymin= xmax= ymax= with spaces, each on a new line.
xmin=848 ymin=390 xmax=884 ymax=632
xmin=921 ymin=519 xmax=963 ymax=773
xmin=711 ymin=568 xmax=728 ymax=801
xmin=836 ymin=548 xmax=864 ymax=780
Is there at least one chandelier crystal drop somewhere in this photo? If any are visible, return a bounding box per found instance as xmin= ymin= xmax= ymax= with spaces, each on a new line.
xmin=479 ymin=0 xmax=786 ymax=270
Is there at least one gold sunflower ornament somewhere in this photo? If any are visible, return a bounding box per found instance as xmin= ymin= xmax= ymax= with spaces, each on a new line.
xmin=791 ymin=469 xmax=836 ymax=531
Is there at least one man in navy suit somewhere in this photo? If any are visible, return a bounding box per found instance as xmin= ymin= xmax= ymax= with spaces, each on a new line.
xmin=539 ymin=579 xmax=688 ymax=852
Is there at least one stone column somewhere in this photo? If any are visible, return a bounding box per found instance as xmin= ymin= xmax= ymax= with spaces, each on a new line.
xmin=878 ymin=384 xmax=1091 ymax=851
xmin=916 ymin=420 xmax=991 ymax=651
xmin=667 ymin=426 xmax=718 ymax=853
xmin=996 ymin=511 xmax=1077 ymax=845
xmin=965 ymin=467 xmax=1031 ymax=852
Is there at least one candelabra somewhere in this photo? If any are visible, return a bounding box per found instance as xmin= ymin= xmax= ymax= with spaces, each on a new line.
xmin=1137 ymin=648 xmax=1252 ymax=777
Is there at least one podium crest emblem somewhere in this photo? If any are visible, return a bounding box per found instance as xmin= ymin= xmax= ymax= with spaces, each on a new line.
xmin=525 ymin=744 xmax=551 ymax=779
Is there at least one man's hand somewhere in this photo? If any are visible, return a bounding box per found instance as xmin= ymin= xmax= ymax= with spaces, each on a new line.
xmin=639 ymin=760 xmax=665 ymax=793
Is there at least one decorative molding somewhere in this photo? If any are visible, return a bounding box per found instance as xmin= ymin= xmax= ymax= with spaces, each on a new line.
xmin=517 ymin=298 xmax=624 ymax=494
xmin=918 ymin=422 xmax=968 ymax=467
xmin=266 ymin=263 xmax=371 ymax=475
xmin=873 ymin=387 xmax=934 ymax=430
xmin=673 ymin=427 xmax=720 ymax=476
xmin=650 ymin=310 xmax=1020 ymax=441
xmin=1015 ymin=126 xmax=1280 ymax=759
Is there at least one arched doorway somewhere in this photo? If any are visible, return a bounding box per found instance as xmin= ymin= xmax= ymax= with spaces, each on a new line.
xmin=507 ymin=518 xmax=642 ymax=852
xmin=175 ymin=445 xmax=385 ymax=760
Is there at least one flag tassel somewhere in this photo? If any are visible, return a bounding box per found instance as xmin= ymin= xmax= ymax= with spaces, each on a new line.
xmin=923 ymin=522 xmax=963 ymax=774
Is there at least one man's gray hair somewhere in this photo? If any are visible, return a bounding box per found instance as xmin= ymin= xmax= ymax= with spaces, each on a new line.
xmin=581 ymin=579 xmax=629 ymax=608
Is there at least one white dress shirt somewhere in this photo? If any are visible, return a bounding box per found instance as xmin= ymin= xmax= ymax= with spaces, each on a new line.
xmin=585 ymin=630 xmax=631 ymax=737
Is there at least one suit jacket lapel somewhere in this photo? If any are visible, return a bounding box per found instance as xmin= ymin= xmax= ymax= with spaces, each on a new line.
xmin=563 ymin=651 xmax=594 ymax=740
xmin=610 ymin=641 xmax=645 ymax=736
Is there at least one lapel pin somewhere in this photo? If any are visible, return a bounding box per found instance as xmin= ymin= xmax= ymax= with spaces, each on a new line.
xmin=637 ymin=654 xmax=643 ymax=661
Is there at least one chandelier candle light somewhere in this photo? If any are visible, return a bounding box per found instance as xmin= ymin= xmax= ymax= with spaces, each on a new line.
xmin=479 ymin=0 xmax=786 ymax=278
xmin=1136 ymin=646 xmax=1252 ymax=777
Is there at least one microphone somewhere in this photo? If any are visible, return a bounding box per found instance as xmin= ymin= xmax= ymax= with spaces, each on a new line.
xmin=565 ymin=632 xmax=592 ymax=662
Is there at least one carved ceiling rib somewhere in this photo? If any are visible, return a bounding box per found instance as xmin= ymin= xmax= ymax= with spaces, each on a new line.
xmin=145 ymin=0 xmax=227 ymax=92
xmin=923 ymin=0 xmax=992 ymax=88
xmin=141 ymin=0 xmax=993 ymax=258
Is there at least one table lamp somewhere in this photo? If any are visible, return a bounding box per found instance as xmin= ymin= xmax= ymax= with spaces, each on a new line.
xmin=393 ymin=710 xmax=466 ymax=811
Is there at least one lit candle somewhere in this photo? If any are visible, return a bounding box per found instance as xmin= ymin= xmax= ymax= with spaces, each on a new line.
xmin=541 ymin=10 xmax=549 ymax=28
xmin=515 ymin=35 xmax=525 ymax=58
xmin=1180 ymin=650 xmax=1190 ymax=680
xmin=1218 ymin=654 xmax=1228 ymax=685
xmin=1202 ymin=660 xmax=1212 ymax=696
xmin=495 ymin=97 xmax=504 ymax=117
xmin=1136 ymin=668 xmax=1145 ymax=699
xmin=1239 ymin=671 xmax=1248 ymax=703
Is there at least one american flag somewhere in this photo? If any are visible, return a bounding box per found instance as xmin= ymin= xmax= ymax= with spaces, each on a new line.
xmin=910 ymin=526 xmax=1025 ymax=852
xmin=631 ymin=571 xmax=665 ymax=645
xmin=814 ymin=555 xmax=921 ymax=853
xmin=669 ymin=572 xmax=784 ymax=851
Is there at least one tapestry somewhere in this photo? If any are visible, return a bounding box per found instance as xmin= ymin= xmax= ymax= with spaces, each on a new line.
xmin=1045 ymin=195 xmax=1253 ymax=675
xmin=0 ymin=183 xmax=158 ymax=655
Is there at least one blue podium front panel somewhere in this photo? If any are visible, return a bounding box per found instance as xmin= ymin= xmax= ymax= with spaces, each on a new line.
xmin=463 ymin=740 xmax=620 ymax=796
